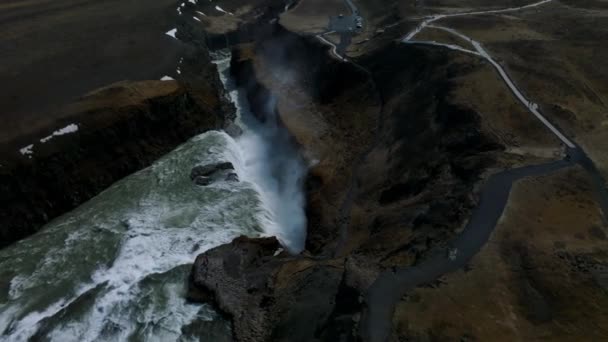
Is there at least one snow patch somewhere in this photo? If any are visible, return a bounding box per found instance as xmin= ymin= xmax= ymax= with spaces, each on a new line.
xmin=215 ymin=6 xmax=234 ymax=15
xmin=19 ymin=144 xmax=33 ymax=157
xmin=165 ymin=28 xmax=177 ymax=39
xmin=161 ymin=76 xmax=174 ymax=81
xmin=40 ymin=124 xmax=79 ymax=143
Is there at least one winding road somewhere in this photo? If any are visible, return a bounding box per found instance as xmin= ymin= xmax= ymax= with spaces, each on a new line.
xmin=357 ymin=0 xmax=608 ymax=340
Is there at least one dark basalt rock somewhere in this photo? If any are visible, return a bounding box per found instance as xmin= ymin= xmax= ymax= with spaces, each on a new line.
xmin=225 ymin=173 xmax=239 ymax=182
xmin=190 ymin=162 xmax=235 ymax=179
xmin=190 ymin=162 xmax=236 ymax=186
xmin=189 ymin=236 xmax=345 ymax=342
xmin=193 ymin=176 xmax=213 ymax=186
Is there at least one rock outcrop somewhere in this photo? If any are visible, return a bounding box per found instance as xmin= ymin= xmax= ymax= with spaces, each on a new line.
xmin=189 ymin=236 xmax=345 ymax=342
xmin=190 ymin=162 xmax=238 ymax=186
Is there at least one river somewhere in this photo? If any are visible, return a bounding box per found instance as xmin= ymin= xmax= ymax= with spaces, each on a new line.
xmin=0 ymin=52 xmax=307 ymax=341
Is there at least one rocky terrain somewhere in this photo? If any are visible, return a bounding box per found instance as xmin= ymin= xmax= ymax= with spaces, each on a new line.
xmin=188 ymin=0 xmax=608 ymax=341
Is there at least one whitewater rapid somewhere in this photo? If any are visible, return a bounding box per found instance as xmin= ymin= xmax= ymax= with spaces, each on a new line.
xmin=0 ymin=52 xmax=307 ymax=341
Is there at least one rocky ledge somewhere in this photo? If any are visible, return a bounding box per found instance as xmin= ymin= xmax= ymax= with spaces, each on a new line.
xmin=0 ymin=79 xmax=233 ymax=247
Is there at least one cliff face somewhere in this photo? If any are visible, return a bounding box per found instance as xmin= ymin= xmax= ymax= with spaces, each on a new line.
xmin=189 ymin=21 xmax=503 ymax=341
xmin=0 ymin=80 xmax=233 ymax=247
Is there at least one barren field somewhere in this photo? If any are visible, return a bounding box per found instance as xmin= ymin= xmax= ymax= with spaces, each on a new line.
xmin=0 ymin=0 xmax=181 ymax=142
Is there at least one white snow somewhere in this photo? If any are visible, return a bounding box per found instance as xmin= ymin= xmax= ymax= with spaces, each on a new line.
xmin=40 ymin=124 xmax=79 ymax=143
xmin=165 ymin=28 xmax=177 ymax=39
xmin=215 ymin=5 xmax=234 ymax=15
xmin=193 ymin=16 xmax=201 ymax=22
xmin=196 ymin=11 xmax=207 ymax=17
xmin=161 ymin=75 xmax=174 ymax=81
xmin=19 ymin=145 xmax=34 ymax=157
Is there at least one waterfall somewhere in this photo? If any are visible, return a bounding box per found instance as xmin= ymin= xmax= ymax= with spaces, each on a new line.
xmin=214 ymin=51 xmax=308 ymax=253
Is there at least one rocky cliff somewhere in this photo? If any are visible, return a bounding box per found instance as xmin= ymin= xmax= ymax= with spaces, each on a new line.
xmin=0 ymin=3 xmax=240 ymax=248
xmin=0 ymin=79 xmax=233 ymax=247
